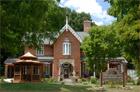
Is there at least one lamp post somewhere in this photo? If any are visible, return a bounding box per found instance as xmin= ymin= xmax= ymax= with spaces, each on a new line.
xmin=93 ymin=64 xmax=96 ymax=78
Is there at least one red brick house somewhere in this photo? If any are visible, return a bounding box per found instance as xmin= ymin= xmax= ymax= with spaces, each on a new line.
xmin=5 ymin=20 xmax=91 ymax=80
xmin=25 ymin=20 xmax=90 ymax=79
xmin=4 ymin=19 xmax=128 ymax=82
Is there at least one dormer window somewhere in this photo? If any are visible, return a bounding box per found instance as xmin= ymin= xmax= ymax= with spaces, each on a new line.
xmin=63 ymin=39 xmax=71 ymax=55
xmin=36 ymin=45 xmax=44 ymax=56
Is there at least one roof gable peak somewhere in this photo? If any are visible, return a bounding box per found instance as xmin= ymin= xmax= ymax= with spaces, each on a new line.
xmin=59 ymin=24 xmax=82 ymax=42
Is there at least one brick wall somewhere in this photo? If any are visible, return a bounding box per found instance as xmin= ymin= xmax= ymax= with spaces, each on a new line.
xmin=25 ymin=46 xmax=36 ymax=55
xmin=53 ymin=30 xmax=81 ymax=77
xmin=44 ymin=45 xmax=53 ymax=56
xmin=25 ymin=45 xmax=53 ymax=56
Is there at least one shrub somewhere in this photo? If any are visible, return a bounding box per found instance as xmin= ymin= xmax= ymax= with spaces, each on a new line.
xmin=127 ymin=75 xmax=133 ymax=83
xmin=90 ymin=76 xmax=97 ymax=84
xmin=45 ymin=78 xmax=57 ymax=83
xmin=0 ymin=76 xmax=4 ymax=83
xmin=77 ymin=78 xmax=82 ymax=83
xmin=81 ymin=78 xmax=87 ymax=82
xmin=61 ymin=81 xmax=65 ymax=85
xmin=108 ymin=81 xmax=117 ymax=88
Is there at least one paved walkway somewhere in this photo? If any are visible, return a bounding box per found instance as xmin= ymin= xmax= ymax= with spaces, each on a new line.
xmin=63 ymin=78 xmax=75 ymax=85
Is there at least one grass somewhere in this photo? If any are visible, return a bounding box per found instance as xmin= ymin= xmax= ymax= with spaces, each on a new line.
xmin=107 ymin=85 xmax=140 ymax=92
xmin=0 ymin=82 xmax=93 ymax=92
xmin=0 ymin=80 xmax=140 ymax=92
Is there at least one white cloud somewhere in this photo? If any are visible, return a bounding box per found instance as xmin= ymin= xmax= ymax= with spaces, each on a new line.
xmin=94 ymin=21 xmax=104 ymax=26
xmin=59 ymin=0 xmax=116 ymax=25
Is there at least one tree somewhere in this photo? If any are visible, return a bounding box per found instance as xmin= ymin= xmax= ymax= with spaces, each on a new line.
xmin=68 ymin=10 xmax=94 ymax=31
xmin=0 ymin=0 xmax=64 ymax=75
xmin=0 ymin=0 xmax=93 ymax=75
xmin=0 ymin=0 xmax=93 ymax=55
xmin=81 ymin=25 xmax=121 ymax=77
xmin=106 ymin=0 xmax=140 ymax=76
xmin=64 ymin=8 xmax=95 ymax=31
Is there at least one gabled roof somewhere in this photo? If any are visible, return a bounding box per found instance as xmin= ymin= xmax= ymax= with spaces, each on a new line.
xmin=76 ymin=32 xmax=89 ymax=41
xmin=44 ymin=17 xmax=89 ymax=44
xmin=59 ymin=23 xmax=82 ymax=43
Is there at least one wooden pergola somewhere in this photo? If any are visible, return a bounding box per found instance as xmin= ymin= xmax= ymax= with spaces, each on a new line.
xmin=13 ymin=52 xmax=44 ymax=83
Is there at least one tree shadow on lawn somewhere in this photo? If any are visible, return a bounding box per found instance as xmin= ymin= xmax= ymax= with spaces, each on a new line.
xmin=0 ymin=82 xmax=93 ymax=92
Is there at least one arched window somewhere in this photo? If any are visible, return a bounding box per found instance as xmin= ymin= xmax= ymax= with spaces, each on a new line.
xmin=63 ymin=39 xmax=71 ymax=55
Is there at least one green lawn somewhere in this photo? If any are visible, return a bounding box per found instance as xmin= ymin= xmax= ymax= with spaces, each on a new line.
xmin=0 ymin=82 xmax=140 ymax=92
xmin=107 ymin=85 xmax=140 ymax=92
xmin=0 ymin=82 xmax=93 ymax=92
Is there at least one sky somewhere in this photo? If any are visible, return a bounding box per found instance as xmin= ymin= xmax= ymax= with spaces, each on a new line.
xmin=59 ymin=0 xmax=116 ymax=26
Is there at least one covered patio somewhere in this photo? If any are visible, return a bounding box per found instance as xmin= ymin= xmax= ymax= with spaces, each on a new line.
xmin=5 ymin=52 xmax=44 ymax=83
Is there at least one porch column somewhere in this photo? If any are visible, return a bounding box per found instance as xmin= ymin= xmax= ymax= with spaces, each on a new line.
xmin=58 ymin=63 xmax=61 ymax=81
xmin=5 ymin=65 xmax=8 ymax=78
xmin=31 ymin=65 xmax=33 ymax=81
xmin=72 ymin=62 xmax=75 ymax=77
xmin=20 ymin=64 xmax=22 ymax=81
xmin=107 ymin=63 xmax=109 ymax=70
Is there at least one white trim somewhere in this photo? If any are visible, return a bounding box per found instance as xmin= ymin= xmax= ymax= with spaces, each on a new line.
xmin=59 ymin=24 xmax=82 ymax=43
xmin=59 ymin=59 xmax=75 ymax=77
xmin=38 ymin=56 xmax=54 ymax=60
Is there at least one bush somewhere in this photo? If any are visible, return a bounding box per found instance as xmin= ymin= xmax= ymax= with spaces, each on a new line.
xmin=127 ymin=75 xmax=133 ymax=83
xmin=90 ymin=76 xmax=97 ymax=84
xmin=81 ymin=78 xmax=87 ymax=82
xmin=45 ymin=78 xmax=57 ymax=83
xmin=108 ymin=81 xmax=117 ymax=88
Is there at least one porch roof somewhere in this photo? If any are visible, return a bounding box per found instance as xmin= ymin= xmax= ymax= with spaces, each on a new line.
xmin=4 ymin=56 xmax=53 ymax=64
xmin=108 ymin=57 xmax=128 ymax=63
xmin=4 ymin=58 xmax=19 ymax=64
xmin=38 ymin=56 xmax=54 ymax=61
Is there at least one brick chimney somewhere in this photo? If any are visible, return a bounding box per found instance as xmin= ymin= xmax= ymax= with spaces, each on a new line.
xmin=83 ymin=20 xmax=91 ymax=32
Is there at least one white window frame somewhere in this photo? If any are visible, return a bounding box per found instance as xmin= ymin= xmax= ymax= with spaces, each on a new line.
xmin=36 ymin=45 xmax=44 ymax=56
xmin=63 ymin=40 xmax=71 ymax=55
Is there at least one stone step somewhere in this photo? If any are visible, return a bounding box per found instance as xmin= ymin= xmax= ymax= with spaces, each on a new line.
xmin=63 ymin=78 xmax=74 ymax=85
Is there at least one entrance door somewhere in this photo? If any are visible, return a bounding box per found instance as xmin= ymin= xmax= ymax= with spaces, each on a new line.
xmin=61 ymin=63 xmax=73 ymax=79
xmin=64 ymin=68 xmax=69 ymax=78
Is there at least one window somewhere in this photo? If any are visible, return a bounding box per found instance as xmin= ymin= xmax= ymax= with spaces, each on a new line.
xmin=22 ymin=65 xmax=30 ymax=75
xmin=33 ymin=66 xmax=39 ymax=75
xmin=45 ymin=64 xmax=50 ymax=76
xmin=36 ymin=45 xmax=44 ymax=56
xmin=63 ymin=39 xmax=71 ymax=55
xmin=15 ymin=65 xmax=20 ymax=74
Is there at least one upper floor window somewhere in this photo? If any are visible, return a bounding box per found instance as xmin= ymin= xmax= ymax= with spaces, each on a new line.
xmin=36 ymin=45 xmax=44 ymax=56
xmin=63 ymin=39 xmax=71 ymax=55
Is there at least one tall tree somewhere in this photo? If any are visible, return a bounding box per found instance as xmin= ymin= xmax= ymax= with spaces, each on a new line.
xmin=0 ymin=0 xmax=65 ymax=75
xmin=65 ymin=8 xmax=95 ymax=31
xmin=0 ymin=0 xmax=93 ymax=75
xmin=0 ymin=0 xmax=54 ymax=54
xmin=106 ymin=0 xmax=140 ymax=76
xmin=81 ymin=25 xmax=121 ymax=76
